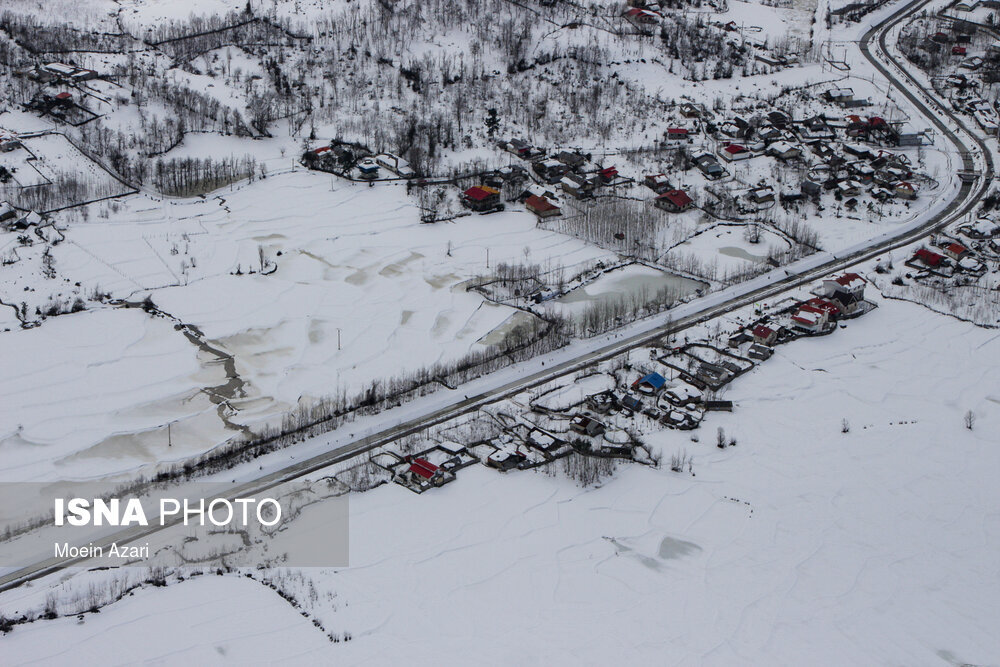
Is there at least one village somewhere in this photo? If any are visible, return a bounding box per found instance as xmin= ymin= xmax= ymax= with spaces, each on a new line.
xmin=378 ymin=271 xmax=874 ymax=494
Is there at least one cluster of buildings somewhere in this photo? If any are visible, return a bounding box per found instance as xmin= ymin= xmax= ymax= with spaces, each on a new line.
xmin=301 ymin=142 xmax=416 ymax=179
xmin=909 ymin=235 xmax=985 ymax=275
xmin=732 ymin=273 xmax=868 ymax=356
xmin=0 ymin=201 xmax=45 ymax=231
xmin=21 ymin=62 xmax=98 ymax=84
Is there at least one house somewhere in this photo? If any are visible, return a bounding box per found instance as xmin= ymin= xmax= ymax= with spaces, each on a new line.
xmin=823 ymin=273 xmax=866 ymax=303
xmin=843 ymin=142 xmax=872 ymax=159
xmin=39 ymin=62 xmax=98 ymax=81
xmin=791 ymin=304 xmax=829 ymax=333
xmin=487 ymin=448 xmax=526 ymax=471
xmin=752 ymin=324 xmax=777 ymax=345
xmin=357 ymin=158 xmax=379 ymax=179
xmin=767 ymin=110 xmax=791 ymax=128
xmin=944 ymin=242 xmax=970 ymax=261
xmin=527 ymin=429 xmax=560 ymax=452
xmin=719 ymin=119 xmax=748 ymax=138
xmin=747 ymin=343 xmax=773 ymax=361
xmin=806 ymin=297 xmax=843 ymax=318
xmin=851 ymin=162 xmax=876 ymax=183
xmin=598 ymin=166 xmax=619 ymax=183
xmin=621 ymin=394 xmax=643 ymax=411
xmin=767 ymin=141 xmax=800 ymax=161
xmin=914 ymin=248 xmax=945 ymax=267
xmin=946 ymin=73 xmax=969 ymax=87
xmin=728 ymin=331 xmax=751 ymax=348
xmin=704 ymin=400 xmax=734 ymax=412
xmin=644 ymin=173 xmax=672 ymax=193
xmin=53 ymin=91 xmax=73 ymax=106
xmin=801 ymin=116 xmax=836 ymax=140
xmin=560 ymin=173 xmax=593 ymax=199
xmin=721 ymin=144 xmax=750 ymax=161
xmin=837 ymin=180 xmax=863 ymax=197
xmin=0 ymin=134 xmax=20 ymax=152
xmin=570 ymin=415 xmax=606 ymax=437
xmin=664 ymin=127 xmax=691 ymax=144
xmin=953 ymin=45 xmax=968 ymax=56
xmin=520 ymin=183 xmax=558 ymax=201
xmin=624 ymin=7 xmax=660 ymax=24
xmin=554 ymin=150 xmax=587 ymax=169
xmin=375 ymin=153 xmax=415 ymax=177
xmin=655 ymin=189 xmax=694 ymax=212
xmin=13 ymin=211 xmax=42 ymax=229
xmin=588 ymin=392 xmax=616 ymax=414
xmin=665 ymin=382 xmax=703 ymax=405
xmin=955 ymin=0 xmax=980 ymax=10
xmin=0 ymin=201 xmax=17 ymax=224
xmin=894 ymin=181 xmax=917 ymax=199
xmin=533 ymin=158 xmax=569 ymax=183
xmin=824 ymin=87 xmax=854 ymax=104
xmin=463 ymin=185 xmax=501 ymax=212
xmin=871 ymin=186 xmax=893 ymax=201
xmin=502 ymin=138 xmax=534 ymax=158
xmin=679 ymin=102 xmax=705 ymax=118
xmin=748 ymin=186 xmax=775 ymax=205
xmin=780 ymin=186 xmax=803 ymax=203
xmin=696 ymin=363 xmax=732 ymax=385
xmin=694 ymin=152 xmax=724 ymax=178
xmin=959 ymin=56 xmax=984 ymax=70
xmin=407 ymin=458 xmax=453 ymax=487
xmin=802 ymin=180 xmax=823 ymax=197
xmin=525 ymin=194 xmax=561 ymax=218
xmin=633 ymin=372 xmax=667 ymax=394
xmin=756 ymin=125 xmax=782 ymax=143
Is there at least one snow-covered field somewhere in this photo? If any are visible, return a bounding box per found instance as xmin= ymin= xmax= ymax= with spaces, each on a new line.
xmin=3 ymin=293 xmax=998 ymax=665
xmin=0 ymin=171 xmax=616 ymax=481
xmin=1 ymin=576 xmax=334 ymax=664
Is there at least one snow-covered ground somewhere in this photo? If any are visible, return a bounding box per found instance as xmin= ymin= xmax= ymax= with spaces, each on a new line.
xmin=3 ymin=292 xmax=998 ymax=665
xmin=0 ymin=170 xmax=617 ymax=481
xmin=1 ymin=575 xmax=334 ymax=664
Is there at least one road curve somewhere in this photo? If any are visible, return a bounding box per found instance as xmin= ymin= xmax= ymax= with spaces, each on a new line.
xmin=0 ymin=0 xmax=994 ymax=593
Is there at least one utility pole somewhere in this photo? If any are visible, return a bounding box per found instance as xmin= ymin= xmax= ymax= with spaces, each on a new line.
xmin=337 ymin=327 xmax=342 ymax=351
xmin=167 ymin=422 xmax=172 ymax=448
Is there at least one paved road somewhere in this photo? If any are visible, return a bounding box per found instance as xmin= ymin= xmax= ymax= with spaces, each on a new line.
xmin=0 ymin=0 xmax=993 ymax=593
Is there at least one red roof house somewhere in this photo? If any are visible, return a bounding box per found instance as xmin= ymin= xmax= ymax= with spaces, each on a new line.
xmin=953 ymin=46 xmax=967 ymax=55
xmin=464 ymin=185 xmax=499 ymax=202
xmin=624 ymin=7 xmax=660 ymax=23
xmin=408 ymin=458 xmax=439 ymax=480
xmin=463 ymin=185 xmax=501 ymax=211
xmin=895 ymin=181 xmax=917 ymax=199
xmin=655 ymin=189 xmax=694 ymax=212
xmin=752 ymin=324 xmax=777 ymax=345
xmin=806 ymin=297 xmax=842 ymax=317
xmin=791 ymin=304 xmax=829 ymax=332
xmin=721 ymin=144 xmax=750 ymax=161
xmin=644 ymin=173 xmax=671 ymax=193
xmin=525 ymin=194 xmax=561 ymax=218
xmin=598 ymin=166 xmax=619 ymax=182
xmin=665 ymin=128 xmax=690 ymax=143
xmin=945 ymin=242 xmax=969 ymax=260
xmin=914 ymin=248 xmax=944 ymax=267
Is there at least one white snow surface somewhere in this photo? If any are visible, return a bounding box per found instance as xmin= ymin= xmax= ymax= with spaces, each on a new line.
xmin=3 ymin=295 xmax=999 ymax=665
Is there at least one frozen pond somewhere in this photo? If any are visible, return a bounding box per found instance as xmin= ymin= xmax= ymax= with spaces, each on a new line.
xmin=544 ymin=263 xmax=707 ymax=317
xmin=718 ymin=245 xmax=768 ymax=262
